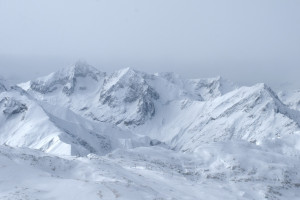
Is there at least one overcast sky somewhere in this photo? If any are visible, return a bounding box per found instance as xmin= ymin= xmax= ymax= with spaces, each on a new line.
xmin=0 ymin=0 xmax=300 ymax=89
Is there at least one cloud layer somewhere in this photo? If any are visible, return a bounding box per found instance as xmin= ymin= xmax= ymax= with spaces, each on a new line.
xmin=0 ymin=0 xmax=299 ymax=88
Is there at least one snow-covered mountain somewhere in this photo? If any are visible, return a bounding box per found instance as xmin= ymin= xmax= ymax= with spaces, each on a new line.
xmin=0 ymin=85 xmax=152 ymax=156
xmin=21 ymin=63 xmax=237 ymax=127
xmin=20 ymin=63 xmax=300 ymax=152
xmin=1 ymin=62 xmax=300 ymax=199
xmin=278 ymin=89 xmax=300 ymax=111
xmin=136 ymin=83 xmax=300 ymax=151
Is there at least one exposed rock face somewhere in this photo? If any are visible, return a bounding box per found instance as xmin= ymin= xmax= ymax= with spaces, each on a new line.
xmin=23 ymin=64 xmax=239 ymax=128
xmin=191 ymin=76 xmax=237 ymax=100
xmin=18 ymin=63 xmax=300 ymax=151
xmin=30 ymin=61 xmax=105 ymax=95
xmin=100 ymin=68 xmax=159 ymax=125
xmin=3 ymin=64 xmax=300 ymax=199
xmin=165 ymin=83 xmax=300 ymax=152
xmin=0 ymin=86 xmax=152 ymax=156
xmin=0 ymin=97 xmax=27 ymax=117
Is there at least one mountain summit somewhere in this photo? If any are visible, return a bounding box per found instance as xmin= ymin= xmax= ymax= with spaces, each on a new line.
xmin=1 ymin=63 xmax=300 ymax=199
xmin=28 ymin=61 xmax=105 ymax=96
xmin=17 ymin=64 xmax=300 ymax=152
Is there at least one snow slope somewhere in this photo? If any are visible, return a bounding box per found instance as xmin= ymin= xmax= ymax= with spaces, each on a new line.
xmin=1 ymin=139 xmax=300 ymax=200
xmin=2 ymin=63 xmax=298 ymax=199
xmin=21 ymin=64 xmax=237 ymax=127
xmin=21 ymin=64 xmax=300 ymax=152
xmin=136 ymin=83 xmax=300 ymax=151
xmin=0 ymin=86 xmax=152 ymax=156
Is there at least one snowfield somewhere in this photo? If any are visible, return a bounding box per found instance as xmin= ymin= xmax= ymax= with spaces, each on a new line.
xmin=1 ymin=62 xmax=300 ymax=199
xmin=1 ymin=141 xmax=300 ymax=200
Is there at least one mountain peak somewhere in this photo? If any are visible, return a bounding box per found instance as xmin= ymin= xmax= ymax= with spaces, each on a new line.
xmin=189 ymin=76 xmax=237 ymax=100
xmin=115 ymin=67 xmax=141 ymax=79
xmin=28 ymin=62 xmax=105 ymax=95
xmin=58 ymin=61 xmax=104 ymax=81
xmin=119 ymin=67 xmax=134 ymax=73
xmin=100 ymin=67 xmax=159 ymax=126
xmin=102 ymin=67 xmax=144 ymax=91
xmin=252 ymin=83 xmax=281 ymax=100
xmin=74 ymin=61 xmax=101 ymax=74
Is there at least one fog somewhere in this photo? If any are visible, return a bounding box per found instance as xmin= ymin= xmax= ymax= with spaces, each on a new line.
xmin=0 ymin=0 xmax=300 ymax=89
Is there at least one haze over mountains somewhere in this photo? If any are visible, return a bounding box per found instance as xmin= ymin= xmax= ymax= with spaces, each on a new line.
xmin=1 ymin=62 xmax=300 ymax=199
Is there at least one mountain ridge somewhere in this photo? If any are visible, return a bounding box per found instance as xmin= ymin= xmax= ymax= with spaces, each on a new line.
xmin=14 ymin=63 xmax=300 ymax=153
xmin=1 ymin=63 xmax=300 ymax=199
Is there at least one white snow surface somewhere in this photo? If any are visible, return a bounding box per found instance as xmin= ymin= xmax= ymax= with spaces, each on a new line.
xmin=0 ymin=63 xmax=299 ymax=199
xmin=0 ymin=86 xmax=152 ymax=156
xmin=1 ymin=140 xmax=300 ymax=200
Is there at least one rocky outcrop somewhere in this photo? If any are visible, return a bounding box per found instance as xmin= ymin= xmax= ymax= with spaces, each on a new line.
xmin=30 ymin=61 xmax=105 ymax=95
xmin=0 ymin=97 xmax=27 ymax=117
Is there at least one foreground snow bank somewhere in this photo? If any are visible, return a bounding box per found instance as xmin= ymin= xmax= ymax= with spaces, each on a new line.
xmin=0 ymin=140 xmax=299 ymax=200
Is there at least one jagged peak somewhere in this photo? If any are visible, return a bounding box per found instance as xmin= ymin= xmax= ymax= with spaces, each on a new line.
xmin=118 ymin=67 xmax=134 ymax=74
xmin=71 ymin=61 xmax=103 ymax=76
xmin=100 ymin=67 xmax=160 ymax=117
xmin=225 ymin=83 xmax=285 ymax=110
xmin=206 ymin=75 xmax=222 ymax=82
xmin=251 ymin=83 xmax=278 ymax=96
xmin=33 ymin=61 xmax=104 ymax=84
xmin=103 ymin=67 xmax=146 ymax=89
xmin=26 ymin=62 xmax=105 ymax=95
xmin=187 ymin=76 xmax=237 ymax=100
xmin=113 ymin=67 xmax=143 ymax=79
xmin=252 ymin=83 xmax=283 ymax=103
xmin=242 ymin=83 xmax=300 ymax=126
xmin=55 ymin=61 xmax=104 ymax=80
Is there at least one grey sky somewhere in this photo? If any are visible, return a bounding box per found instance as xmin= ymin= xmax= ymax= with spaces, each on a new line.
xmin=0 ymin=0 xmax=300 ymax=89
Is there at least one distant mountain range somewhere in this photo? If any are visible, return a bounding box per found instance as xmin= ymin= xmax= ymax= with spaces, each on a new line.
xmin=1 ymin=62 xmax=300 ymax=199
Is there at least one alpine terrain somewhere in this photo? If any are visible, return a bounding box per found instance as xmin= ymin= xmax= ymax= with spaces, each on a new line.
xmin=1 ymin=62 xmax=300 ymax=200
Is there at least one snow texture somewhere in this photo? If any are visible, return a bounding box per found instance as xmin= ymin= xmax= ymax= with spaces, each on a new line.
xmin=0 ymin=63 xmax=299 ymax=199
